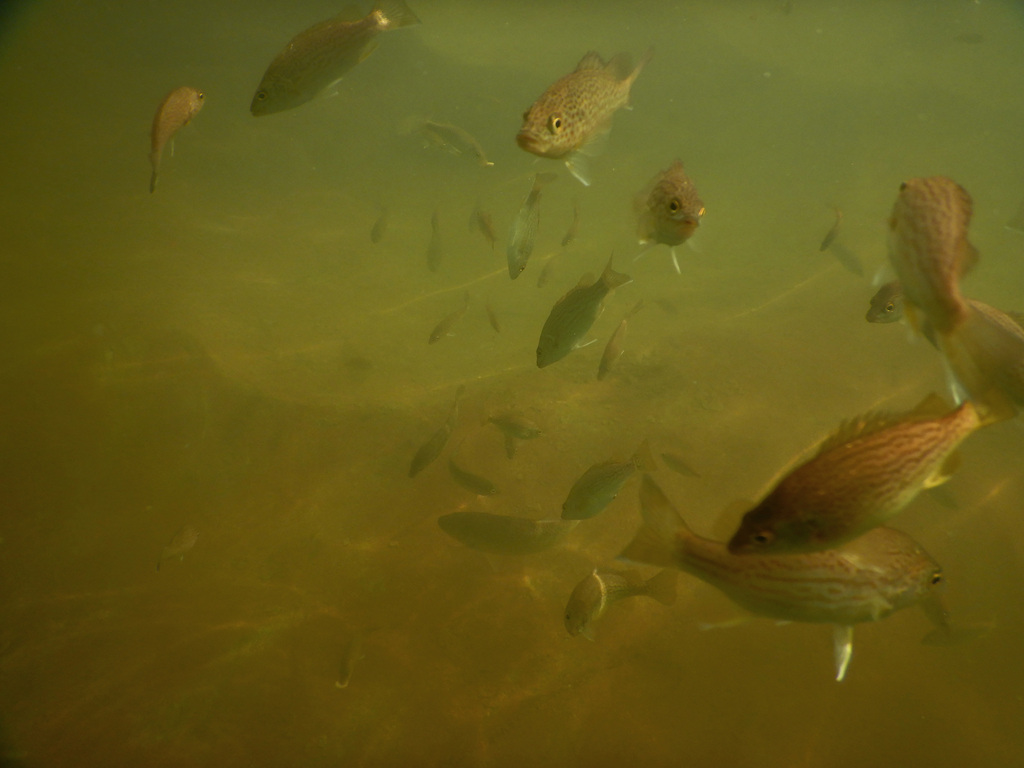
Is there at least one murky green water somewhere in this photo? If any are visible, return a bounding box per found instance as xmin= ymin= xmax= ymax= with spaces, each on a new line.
xmin=2 ymin=1 xmax=1023 ymax=765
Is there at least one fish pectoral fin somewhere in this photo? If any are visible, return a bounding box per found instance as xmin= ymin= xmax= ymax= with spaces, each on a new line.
xmin=669 ymin=247 xmax=681 ymax=274
xmin=358 ymin=40 xmax=380 ymax=64
xmin=574 ymin=338 xmax=599 ymax=350
xmin=696 ymin=616 xmax=749 ymax=631
xmin=565 ymin=155 xmax=592 ymax=187
xmin=923 ymin=451 xmax=961 ymax=488
xmin=833 ymin=625 xmax=854 ymax=682
xmin=581 ymin=626 xmax=596 ymax=642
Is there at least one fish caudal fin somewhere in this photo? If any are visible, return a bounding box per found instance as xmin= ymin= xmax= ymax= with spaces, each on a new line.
xmin=376 ymin=0 xmax=421 ymax=28
xmin=940 ymin=305 xmax=1024 ymax=422
xmin=643 ymin=569 xmax=678 ymax=606
xmin=630 ymin=439 xmax=657 ymax=472
xmin=600 ymin=255 xmax=632 ymax=291
xmin=618 ymin=475 xmax=687 ymax=568
xmin=833 ymin=625 xmax=854 ymax=682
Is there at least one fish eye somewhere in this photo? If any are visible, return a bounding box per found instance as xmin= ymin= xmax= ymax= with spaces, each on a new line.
xmin=547 ymin=115 xmax=563 ymax=133
xmin=752 ymin=531 xmax=773 ymax=545
xmin=931 ymin=573 xmax=943 ymax=585
xmin=197 ymin=92 xmax=205 ymax=100
xmin=885 ymin=302 xmax=895 ymax=312
xmin=668 ymin=199 xmax=681 ymax=213
xmin=256 ymin=91 xmax=267 ymax=101
xmin=899 ymin=182 xmax=908 ymax=191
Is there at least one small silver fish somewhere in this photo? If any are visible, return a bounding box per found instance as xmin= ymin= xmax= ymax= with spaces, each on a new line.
xmin=157 ymin=524 xmax=198 ymax=571
xmin=597 ymin=299 xmax=643 ymax=380
xmin=335 ymin=630 xmax=367 ymax=689
xmin=370 ymin=207 xmax=389 ymax=244
xmin=149 ymin=87 xmax=205 ymax=193
xmin=562 ymin=202 xmax=581 ymax=247
xmin=426 ymin=210 xmax=443 ymax=272
xmin=438 ymin=512 xmax=578 ymax=555
xmin=469 ymin=204 xmax=497 ymax=252
xmin=487 ymin=412 xmax=541 ymax=458
xmin=507 ymin=172 xmax=558 ymax=279
xmin=564 ymin=568 xmax=677 ymax=640
xmin=537 ymin=255 xmax=631 ymax=367
xmin=562 ymin=440 xmax=656 ymax=520
xmin=819 ymin=207 xmax=843 ymax=251
xmin=408 ymin=385 xmax=464 ymax=478
xmin=485 ymin=302 xmax=501 ymax=333
xmin=448 ymin=449 xmax=498 ymax=496
xmin=429 ymin=291 xmax=470 ymax=344
xmin=418 ymin=119 xmax=493 ymax=167
xmin=250 ymin=0 xmax=420 ymax=116
xmin=660 ymin=452 xmax=700 ymax=478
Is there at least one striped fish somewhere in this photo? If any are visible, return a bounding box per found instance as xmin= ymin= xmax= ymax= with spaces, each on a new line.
xmin=621 ymin=476 xmax=948 ymax=681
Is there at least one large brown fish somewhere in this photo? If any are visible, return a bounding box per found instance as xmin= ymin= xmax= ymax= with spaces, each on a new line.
xmin=727 ymin=395 xmax=982 ymax=556
xmin=621 ymin=476 xmax=949 ymax=681
xmin=635 ymin=160 xmax=705 ymax=248
xmin=250 ymin=0 xmax=420 ymax=116
xmin=149 ymin=87 xmax=205 ymax=193
xmin=517 ymin=49 xmax=653 ymax=185
xmin=886 ymin=176 xmax=977 ymax=335
xmin=887 ymin=177 xmax=1024 ymax=417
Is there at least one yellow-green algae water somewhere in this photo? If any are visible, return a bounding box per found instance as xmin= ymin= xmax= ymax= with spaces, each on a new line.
xmin=2 ymin=1 xmax=1024 ymax=765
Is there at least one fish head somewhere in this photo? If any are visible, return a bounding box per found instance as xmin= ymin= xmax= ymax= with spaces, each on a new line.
xmin=250 ymin=71 xmax=306 ymax=116
xmin=637 ymin=163 xmax=704 ymax=246
xmin=726 ymin=506 xmax=824 ymax=555
xmin=517 ymin=92 xmax=578 ymax=158
xmin=865 ymin=282 xmax=903 ymax=323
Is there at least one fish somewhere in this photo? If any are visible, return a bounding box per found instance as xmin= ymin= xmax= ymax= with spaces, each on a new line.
xmin=408 ymin=385 xmax=464 ymax=478
xmin=250 ymin=0 xmax=420 ymax=116
xmin=726 ymin=394 xmax=983 ymax=556
xmin=517 ymin=48 xmax=653 ymax=186
xmin=426 ymin=209 xmax=443 ymax=272
xmin=537 ymin=255 xmax=631 ymax=368
xmin=562 ymin=440 xmax=656 ymax=520
xmin=561 ymin=202 xmax=581 ymax=247
xmin=564 ymin=568 xmax=677 ymax=640
xmin=536 ymin=253 xmax=560 ymax=288
xmin=819 ymin=207 xmax=843 ymax=251
xmin=886 ymin=176 xmax=977 ymax=336
xmin=507 ymin=172 xmax=558 ymax=279
xmin=335 ymin=630 xmax=367 ymax=689
xmin=468 ymin=204 xmax=497 ymax=252
xmin=428 ymin=291 xmax=470 ymax=344
xmin=635 ymin=160 xmax=705 ymax=255
xmin=484 ymin=302 xmax=501 ymax=333
xmin=660 ymin=452 xmax=700 ymax=478
xmin=487 ymin=412 xmax=541 ymax=458
xmin=437 ymin=512 xmax=578 ymax=555
xmin=597 ymin=299 xmax=643 ymax=381
xmin=887 ymin=177 xmax=1024 ymax=417
xmin=620 ymin=476 xmax=949 ymax=681
xmin=370 ymin=207 xmax=389 ymax=243
xmin=417 ymin=119 xmax=493 ymax=167
xmin=448 ymin=441 xmax=498 ymax=495
xmin=149 ymin=86 xmax=205 ymax=193
xmin=157 ymin=524 xmax=198 ymax=571
xmin=865 ymin=280 xmax=904 ymax=323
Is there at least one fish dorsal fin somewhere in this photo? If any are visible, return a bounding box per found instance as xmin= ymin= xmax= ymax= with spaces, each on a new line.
xmin=812 ymin=393 xmax=949 ymax=456
xmin=576 ymin=272 xmax=595 ymax=288
xmin=575 ymin=51 xmax=606 ymax=71
xmin=336 ymin=4 xmax=366 ymax=22
xmin=604 ymin=52 xmax=634 ymax=80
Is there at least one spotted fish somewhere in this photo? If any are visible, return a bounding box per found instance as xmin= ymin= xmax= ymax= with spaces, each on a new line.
xmin=517 ymin=48 xmax=653 ymax=185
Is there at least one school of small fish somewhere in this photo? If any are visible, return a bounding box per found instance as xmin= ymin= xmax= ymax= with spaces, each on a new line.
xmin=143 ymin=2 xmax=1022 ymax=686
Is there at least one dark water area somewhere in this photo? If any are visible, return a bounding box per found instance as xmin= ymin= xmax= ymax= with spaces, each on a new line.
xmin=2 ymin=1 xmax=1024 ymax=765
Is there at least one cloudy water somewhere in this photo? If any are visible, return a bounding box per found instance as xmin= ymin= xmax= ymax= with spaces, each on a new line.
xmin=1 ymin=1 xmax=1023 ymax=765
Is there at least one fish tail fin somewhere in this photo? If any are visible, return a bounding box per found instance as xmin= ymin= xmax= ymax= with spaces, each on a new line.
xmin=630 ymin=438 xmax=657 ymax=472
xmin=939 ymin=304 xmax=1023 ymax=423
xmin=600 ymin=254 xmax=632 ymax=290
xmin=375 ymin=0 xmax=421 ymax=28
xmin=618 ymin=475 xmax=687 ymax=568
xmin=642 ymin=569 xmax=678 ymax=606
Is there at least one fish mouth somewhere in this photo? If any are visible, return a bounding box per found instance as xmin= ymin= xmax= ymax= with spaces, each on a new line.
xmin=516 ymin=130 xmax=544 ymax=155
